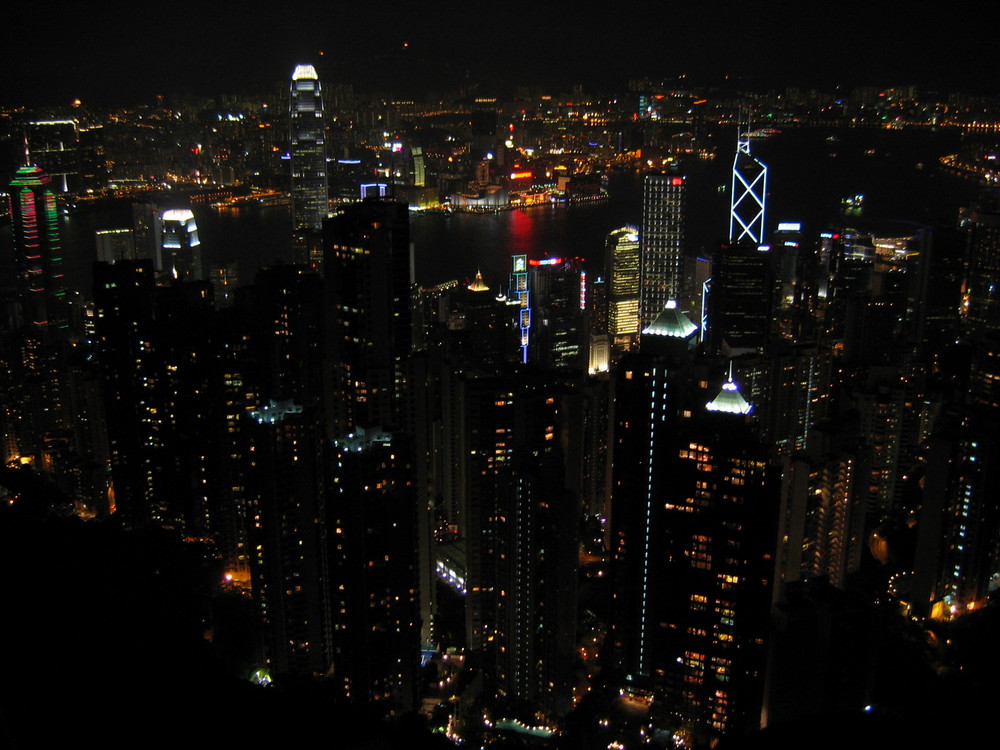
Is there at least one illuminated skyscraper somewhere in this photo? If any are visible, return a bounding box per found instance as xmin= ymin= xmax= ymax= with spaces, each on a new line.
xmin=9 ymin=164 xmax=67 ymax=336
xmin=641 ymin=174 xmax=686 ymax=327
xmin=729 ymin=126 xmax=768 ymax=244
xmin=290 ymin=64 xmax=329 ymax=269
xmin=510 ymin=254 xmax=531 ymax=363
xmin=612 ymin=350 xmax=777 ymax=743
xmin=529 ymin=257 xmax=586 ymax=370
xmin=160 ymin=208 xmax=203 ymax=280
xmin=5 ymin=163 xmax=69 ymax=464
xmin=608 ymin=226 xmax=641 ymax=347
xmin=707 ymin=241 xmax=774 ymax=354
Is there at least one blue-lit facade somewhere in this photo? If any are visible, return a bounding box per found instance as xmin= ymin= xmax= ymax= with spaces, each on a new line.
xmin=511 ymin=254 xmax=531 ymax=363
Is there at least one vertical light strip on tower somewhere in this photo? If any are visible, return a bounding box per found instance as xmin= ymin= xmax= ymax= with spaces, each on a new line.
xmin=729 ymin=122 xmax=768 ymax=244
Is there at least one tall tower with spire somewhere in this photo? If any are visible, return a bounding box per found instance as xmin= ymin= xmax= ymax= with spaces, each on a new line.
xmin=729 ymin=120 xmax=768 ymax=245
xmin=290 ymin=63 xmax=329 ymax=270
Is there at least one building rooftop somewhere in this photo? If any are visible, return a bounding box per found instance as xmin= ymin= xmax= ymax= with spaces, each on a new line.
xmin=706 ymin=377 xmax=753 ymax=415
xmin=468 ymin=269 xmax=489 ymax=292
xmin=642 ymin=300 xmax=698 ymax=339
xmin=10 ymin=165 xmax=50 ymax=187
xmin=292 ymin=64 xmax=319 ymax=81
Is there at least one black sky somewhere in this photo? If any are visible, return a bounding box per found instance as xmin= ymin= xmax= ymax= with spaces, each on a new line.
xmin=3 ymin=1 xmax=1000 ymax=106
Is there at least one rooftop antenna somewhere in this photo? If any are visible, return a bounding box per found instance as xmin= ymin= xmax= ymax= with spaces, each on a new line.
xmin=729 ymin=105 xmax=768 ymax=244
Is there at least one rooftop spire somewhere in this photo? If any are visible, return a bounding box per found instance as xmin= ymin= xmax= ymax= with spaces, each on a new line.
xmin=706 ymin=371 xmax=753 ymax=415
xmin=468 ymin=269 xmax=489 ymax=292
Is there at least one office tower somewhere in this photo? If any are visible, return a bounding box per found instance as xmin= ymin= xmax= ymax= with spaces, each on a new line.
xmin=10 ymin=164 xmax=68 ymax=337
xmin=429 ymin=277 xmax=520 ymax=369
xmin=160 ymin=208 xmax=203 ymax=280
xmin=729 ymin=127 xmax=768 ymax=244
xmin=132 ymin=201 xmax=162 ymax=264
xmin=612 ymin=331 xmax=777 ymax=743
xmin=95 ymin=228 xmax=136 ymax=263
xmin=589 ymin=272 xmax=609 ymax=335
xmin=27 ymin=119 xmax=80 ymax=193
xmin=412 ymin=146 xmax=426 ymax=187
xmin=706 ymin=241 xmax=774 ymax=355
xmin=510 ymin=254 xmax=531 ymax=363
xmin=641 ymin=173 xmax=686 ymax=327
xmin=324 ymin=198 xmax=412 ymax=437
xmin=290 ymin=64 xmax=329 ymax=269
xmin=771 ymin=222 xmax=804 ymax=340
xmin=529 ymin=257 xmax=586 ymax=371
xmin=607 ymin=226 xmax=641 ymax=351
xmin=4 ymin=163 xmax=70 ymax=466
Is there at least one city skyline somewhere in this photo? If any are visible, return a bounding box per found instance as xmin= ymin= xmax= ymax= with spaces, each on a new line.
xmin=4 ymin=13 xmax=1000 ymax=748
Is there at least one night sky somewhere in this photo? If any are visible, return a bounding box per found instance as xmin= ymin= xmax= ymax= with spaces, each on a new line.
xmin=3 ymin=2 xmax=1000 ymax=105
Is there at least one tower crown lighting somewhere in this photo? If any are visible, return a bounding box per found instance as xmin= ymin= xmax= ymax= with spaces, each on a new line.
xmin=729 ymin=117 xmax=768 ymax=244
xmin=292 ymin=64 xmax=318 ymax=80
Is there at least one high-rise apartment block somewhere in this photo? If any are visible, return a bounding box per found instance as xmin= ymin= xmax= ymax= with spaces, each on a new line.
xmin=324 ymin=198 xmax=412 ymax=437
